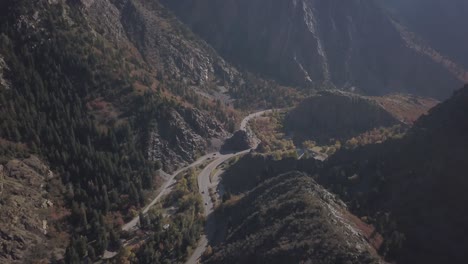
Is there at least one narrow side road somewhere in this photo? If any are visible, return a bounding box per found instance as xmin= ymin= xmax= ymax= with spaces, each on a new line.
xmin=122 ymin=152 xmax=215 ymax=231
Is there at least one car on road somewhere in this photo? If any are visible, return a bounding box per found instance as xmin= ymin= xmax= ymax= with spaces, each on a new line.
xmin=205 ymin=202 xmax=208 ymax=205
xmin=202 ymin=191 xmax=205 ymax=194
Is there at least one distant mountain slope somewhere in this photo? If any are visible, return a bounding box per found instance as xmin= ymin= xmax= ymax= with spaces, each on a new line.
xmin=82 ymin=0 xmax=300 ymax=110
xmin=321 ymin=85 xmax=468 ymax=263
xmin=382 ymin=0 xmax=468 ymax=68
xmin=208 ymin=172 xmax=380 ymax=264
xmin=162 ymin=0 xmax=466 ymax=99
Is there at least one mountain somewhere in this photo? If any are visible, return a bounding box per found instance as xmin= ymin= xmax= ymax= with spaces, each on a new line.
xmin=320 ymin=84 xmax=468 ymax=263
xmin=1 ymin=0 xmax=466 ymax=263
xmin=216 ymin=84 xmax=468 ymax=263
xmin=162 ymin=0 xmax=467 ymax=99
xmin=81 ymin=0 xmax=299 ymax=110
xmin=0 ymin=0 xmax=241 ymax=261
xmin=382 ymin=0 xmax=468 ymax=68
xmin=207 ymin=172 xmax=380 ymax=264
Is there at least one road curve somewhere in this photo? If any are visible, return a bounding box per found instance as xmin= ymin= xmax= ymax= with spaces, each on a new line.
xmin=239 ymin=109 xmax=282 ymax=131
xmin=122 ymin=152 xmax=216 ymax=231
xmin=185 ymin=150 xmax=250 ymax=264
xmin=121 ymin=109 xmax=282 ymax=261
xmin=185 ymin=109 xmax=284 ymax=264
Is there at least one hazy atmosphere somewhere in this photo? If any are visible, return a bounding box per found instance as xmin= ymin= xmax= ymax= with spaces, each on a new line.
xmin=0 ymin=0 xmax=467 ymax=263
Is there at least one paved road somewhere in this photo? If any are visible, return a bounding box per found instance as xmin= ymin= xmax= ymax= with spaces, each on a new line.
xmin=239 ymin=109 xmax=282 ymax=131
xmin=122 ymin=152 xmax=216 ymax=231
xmin=122 ymin=109 xmax=276 ymax=232
xmin=185 ymin=150 xmax=250 ymax=264
xmin=120 ymin=109 xmax=280 ymax=262
xmin=185 ymin=109 xmax=282 ymax=264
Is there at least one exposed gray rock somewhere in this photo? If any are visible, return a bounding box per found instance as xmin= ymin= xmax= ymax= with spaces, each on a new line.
xmin=222 ymin=130 xmax=254 ymax=152
xmin=81 ymin=0 xmax=242 ymax=89
xmin=147 ymin=107 xmax=228 ymax=172
xmin=0 ymin=55 xmax=10 ymax=90
xmin=76 ymin=0 xmax=239 ymax=170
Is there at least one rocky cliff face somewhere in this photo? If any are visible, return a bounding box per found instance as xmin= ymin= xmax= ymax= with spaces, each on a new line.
xmin=69 ymin=0 xmax=240 ymax=169
xmin=81 ymin=0 xmax=242 ymax=88
xmin=147 ymin=107 xmax=227 ymax=171
xmin=162 ymin=0 xmax=467 ymax=99
xmin=0 ymin=55 xmax=10 ymax=90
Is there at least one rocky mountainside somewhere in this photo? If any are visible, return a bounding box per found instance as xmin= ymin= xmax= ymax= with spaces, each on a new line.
xmin=80 ymin=0 xmax=300 ymax=111
xmin=83 ymin=0 xmax=241 ymax=88
xmin=162 ymin=0 xmax=467 ymax=99
xmin=0 ymin=155 xmax=67 ymax=263
xmin=145 ymin=105 xmax=228 ymax=171
xmin=0 ymin=0 xmax=236 ymax=171
xmin=1 ymin=0 xmax=466 ymax=263
xmin=319 ymin=85 xmax=468 ymax=263
xmin=207 ymin=172 xmax=381 ymax=264
xmin=0 ymin=0 xmax=239 ymax=261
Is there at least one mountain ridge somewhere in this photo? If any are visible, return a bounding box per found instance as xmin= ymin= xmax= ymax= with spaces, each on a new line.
xmin=162 ymin=0 xmax=467 ymax=99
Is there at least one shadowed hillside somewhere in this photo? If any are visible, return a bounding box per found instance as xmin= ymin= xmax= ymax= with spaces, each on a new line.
xmin=285 ymin=91 xmax=400 ymax=144
xmin=320 ymin=85 xmax=468 ymax=263
xmin=208 ymin=172 xmax=380 ymax=264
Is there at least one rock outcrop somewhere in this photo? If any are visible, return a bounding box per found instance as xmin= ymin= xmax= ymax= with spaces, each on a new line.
xmin=0 ymin=55 xmax=10 ymax=90
xmin=81 ymin=0 xmax=243 ymax=89
xmin=221 ymin=130 xmax=254 ymax=152
xmin=147 ymin=107 xmax=228 ymax=171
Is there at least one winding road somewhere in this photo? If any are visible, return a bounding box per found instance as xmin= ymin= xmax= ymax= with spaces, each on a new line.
xmin=240 ymin=109 xmax=282 ymax=131
xmin=185 ymin=109 xmax=285 ymax=264
xmin=122 ymin=109 xmax=278 ymax=232
xmin=120 ymin=108 xmax=283 ymax=261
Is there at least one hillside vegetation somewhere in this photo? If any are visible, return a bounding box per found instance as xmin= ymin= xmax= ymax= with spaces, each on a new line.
xmin=217 ymin=86 xmax=468 ymax=263
xmin=285 ymin=91 xmax=401 ymax=144
xmin=0 ymin=0 xmax=232 ymax=261
xmin=319 ymin=85 xmax=468 ymax=263
xmin=208 ymin=172 xmax=379 ymax=264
